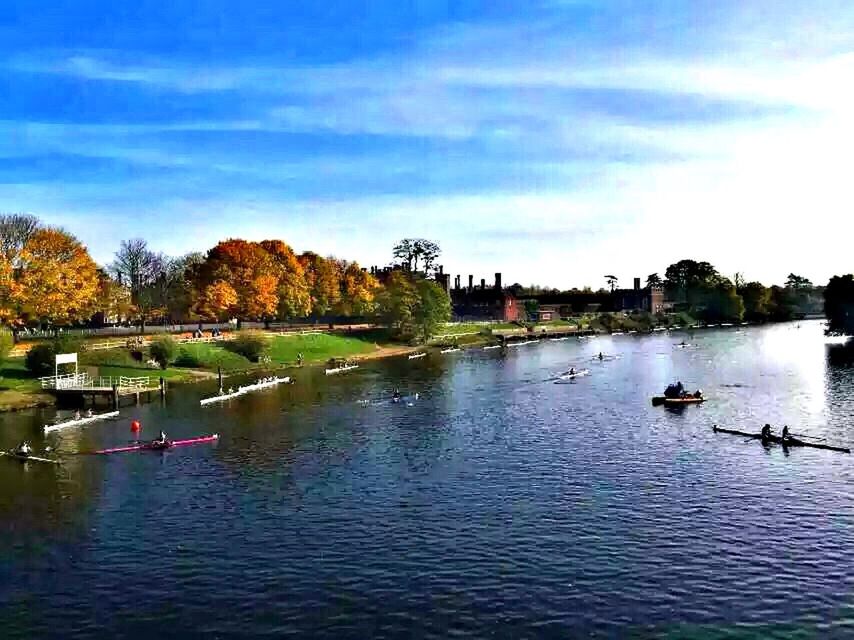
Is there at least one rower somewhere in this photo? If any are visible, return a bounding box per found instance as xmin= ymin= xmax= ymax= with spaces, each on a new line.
xmin=14 ymin=441 xmax=32 ymax=457
xmin=676 ymin=381 xmax=685 ymax=397
xmin=569 ymin=367 xmax=576 ymax=375
xmin=155 ymin=430 xmax=168 ymax=445
xmin=598 ymin=352 xmax=604 ymax=360
xmin=761 ymin=423 xmax=772 ymax=440
xmin=86 ymin=408 xmax=93 ymax=418
xmin=74 ymin=410 xmax=81 ymax=420
xmin=781 ymin=425 xmax=790 ymax=441
xmin=392 ymin=388 xmax=401 ymax=402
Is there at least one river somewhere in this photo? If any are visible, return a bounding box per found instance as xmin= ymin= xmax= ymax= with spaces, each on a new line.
xmin=2 ymin=320 xmax=854 ymax=639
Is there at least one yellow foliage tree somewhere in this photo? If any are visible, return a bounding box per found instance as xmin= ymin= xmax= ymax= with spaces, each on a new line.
xmin=15 ymin=228 xmax=100 ymax=325
xmin=260 ymin=240 xmax=311 ymax=319
xmin=300 ymin=252 xmax=341 ymax=316
xmin=248 ymin=274 xmax=279 ymax=319
xmin=198 ymin=280 xmax=238 ymax=321
xmin=337 ymin=261 xmax=379 ymax=316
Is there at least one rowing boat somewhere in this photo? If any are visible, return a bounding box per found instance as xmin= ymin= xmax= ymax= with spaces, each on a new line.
xmin=93 ymin=434 xmax=220 ymax=455
xmin=0 ymin=451 xmax=61 ymax=464
xmin=324 ymin=364 xmax=359 ymax=374
xmin=200 ymin=377 xmax=290 ymax=405
xmin=507 ymin=340 xmax=538 ymax=348
xmin=408 ymin=353 xmax=427 ymax=360
xmin=555 ymin=369 xmax=590 ymax=382
xmin=483 ymin=345 xmax=502 ymax=350
xmin=712 ymin=426 xmax=850 ymax=453
xmin=44 ymin=410 xmax=120 ymax=433
xmin=549 ymin=337 xmax=571 ymax=342
xmin=440 ymin=348 xmax=461 ymax=354
xmin=651 ymin=395 xmax=705 ymax=406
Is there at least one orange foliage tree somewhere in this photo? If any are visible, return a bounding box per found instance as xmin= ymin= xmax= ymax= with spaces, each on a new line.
xmin=300 ymin=252 xmax=342 ymax=317
xmin=259 ymin=240 xmax=311 ymax=319
xmin=15 ymin=228 xmax=100 ymax=325
xmin=197 ymin=280 xmax=239 ymax=321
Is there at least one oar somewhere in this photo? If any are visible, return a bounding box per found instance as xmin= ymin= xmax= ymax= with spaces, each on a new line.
xmin=789 ymin=433 xmax=827 ymax=442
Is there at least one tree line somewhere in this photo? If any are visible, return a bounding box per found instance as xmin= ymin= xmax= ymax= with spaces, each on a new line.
xmin=0 ymin=216 xmax=451 ymax=343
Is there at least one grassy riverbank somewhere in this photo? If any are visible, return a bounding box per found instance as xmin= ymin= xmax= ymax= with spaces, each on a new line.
xmin=0 ymin=331 xmax=402 ymax=412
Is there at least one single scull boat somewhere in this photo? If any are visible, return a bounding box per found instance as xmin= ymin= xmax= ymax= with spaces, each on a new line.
xmin=0 ymin=451 xmax=61 ymax=464
xmin=93 ymin=434 xmax=219 ymax=455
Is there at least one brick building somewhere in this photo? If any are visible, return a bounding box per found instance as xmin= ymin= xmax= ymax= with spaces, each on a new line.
xmin=450 ymin=273 xmax=520 ymax=322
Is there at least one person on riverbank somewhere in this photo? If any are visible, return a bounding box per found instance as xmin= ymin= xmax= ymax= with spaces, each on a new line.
xmin=297 ymin=353 xmax=304 ymax=366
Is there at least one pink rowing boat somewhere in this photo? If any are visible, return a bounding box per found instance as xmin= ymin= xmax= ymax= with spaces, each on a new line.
xmin=93 ymin=434 xmax=219 ymax=455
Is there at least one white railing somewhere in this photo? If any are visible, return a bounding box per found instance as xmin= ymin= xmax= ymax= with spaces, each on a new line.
xmin=40 ymin=373 xmax=92 ymax=390
xmin=94 ymin=376 xmax=151 ymax=390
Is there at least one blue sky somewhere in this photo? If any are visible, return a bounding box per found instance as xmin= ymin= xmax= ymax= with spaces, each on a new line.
xmin=2 ymin=0 xmax=853 ymax=289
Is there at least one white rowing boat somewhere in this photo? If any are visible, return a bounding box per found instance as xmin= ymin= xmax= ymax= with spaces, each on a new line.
xmin=44 ymin=410 xmax=120 ymax=433
xmin=507 ymin=340 xmax=539 ymax=347
xmin=200 ymin=376 xmax=290 ymax=405
xmin=440 ymin=348 xmax=461 ymax=354
xmin=555 ymin=368 xmax=590 ymax=382
xmin=483 ymin=345 xmax=502 ymax=350
xmin=325 ymin=364 xmax=359 ymax=375
xmin=408 ymin=353 xmax=427 ymax=360
xmin=549 ymin=337 xmax=571 ymax=342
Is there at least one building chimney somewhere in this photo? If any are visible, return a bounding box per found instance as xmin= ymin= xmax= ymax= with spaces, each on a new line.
xmin=468 ymin=275 xmax=474 ymax=292
xmin=439 ymin=265 xmax=444 ymax=275
xmin=481 ymin=278 xmax=486 ymax=290
xmin=495 ymin=272 xmax=502 ymax=290
xmin=634 ymin=277 xmax=640 ymax=291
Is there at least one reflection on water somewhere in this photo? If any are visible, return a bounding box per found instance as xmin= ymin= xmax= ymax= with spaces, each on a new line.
xmin=2 ymin=320 xmax=854 ymax=639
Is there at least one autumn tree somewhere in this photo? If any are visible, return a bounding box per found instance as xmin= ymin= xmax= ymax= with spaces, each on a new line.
xmin=197 ymin=280 xmax=239 ymax=321
xmin=198 ymin=240 xmax=278 ymax=323
xmin=260 ymin=240 xmax=311 ymax=319
xmin=337 ymin=262 xmax=379 ymax=316
xmin=300 ymin=252 xmax=341 ymax=317
xmin=15 ymin=228 xmax=100 ymax=326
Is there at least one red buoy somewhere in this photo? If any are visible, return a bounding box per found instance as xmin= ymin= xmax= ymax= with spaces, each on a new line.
xmin=130 ymin=420 xmax=141 ymax=433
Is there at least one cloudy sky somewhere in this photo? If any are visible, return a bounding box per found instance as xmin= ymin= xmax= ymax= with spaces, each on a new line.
xmin=1 ymin=1 xmax=853 ymax=289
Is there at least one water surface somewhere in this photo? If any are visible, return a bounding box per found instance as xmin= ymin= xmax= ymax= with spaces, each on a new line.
xmin=2 ymin=321 xmax=854 ymax=639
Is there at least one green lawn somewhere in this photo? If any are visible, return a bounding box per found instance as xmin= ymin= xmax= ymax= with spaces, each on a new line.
xmin=267 ymin=333 xmax=378 ymax=365
xmin=0 ymin=359 xmax=42 ymax=393
xmin=174 ymin=342 xmax=251 ymax=371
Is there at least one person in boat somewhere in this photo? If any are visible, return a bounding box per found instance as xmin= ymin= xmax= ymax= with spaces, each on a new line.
xmin=392 ymin=388 xmax=401 ymax=402
xmin=568 ymin=367 xmax=576 ymax=376
xmin=14 ymin=441 xmax=32 ymax=457
xmin=693 ymin=389 xmax=703 ymax=399
xmin=154 ymin=430 xmax=169 ymax=445
xmin=676 ymin=381 xmax=685 ymax=397
xmin=761 ymin=423 xmax=772 ymax=440
xmin=86 ymin=408 xmax=93 ymax=418
xmin=598 ymin=352 xmax=604 ymax=361
xmin=74 ymin=410 xmax=81 ymax=420
xmin=781 ymin=425 xmax=790 ymax=442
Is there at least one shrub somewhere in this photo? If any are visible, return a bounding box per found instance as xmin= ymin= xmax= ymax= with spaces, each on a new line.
xmin=149 ymin=336 xmax=177 ymax=369
xmin=174 ymin=348 xmax=202 ymax=368
xmin=25 ymin=343 xmax=57 ymax=376
xmin=227 ymin=332 xmax=268 ymax=362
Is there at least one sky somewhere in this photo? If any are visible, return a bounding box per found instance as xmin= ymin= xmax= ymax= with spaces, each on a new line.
xmin=1 ymin=0 xmax=853 ymax=290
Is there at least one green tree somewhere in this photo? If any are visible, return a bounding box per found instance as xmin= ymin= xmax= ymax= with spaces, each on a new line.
xmin=413 ymin=279 xmax=451 ymax=343
xmin=768 ymin=285 xmax=798 ymax=321
xmin=786 ymin=274 xmax=813 ymax=291
xmin=0 ymin=328 xmax=12 ymax=364
xmin=740 ymin=282 xmax=770 ymax=322
xmin=645 ymin=273 xmax=663 ymax=288
xmin=149 ymin=335 xmax=176 ymax=369
xmin=377 ymin=271 xmax=419 ymax=340
xmin=824 ymin=275 xmax=854 ymax=334
xmin=392 ymin=238 xmax=441 ymax=273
